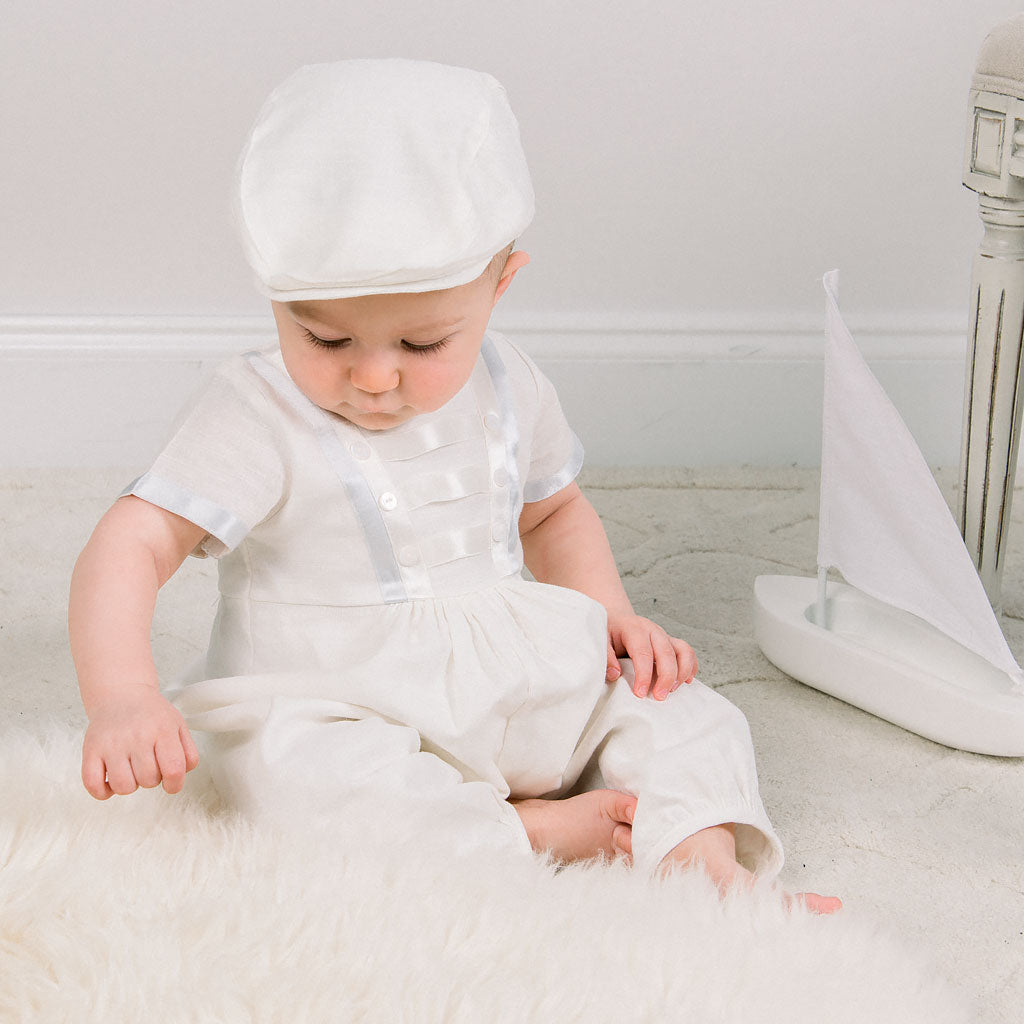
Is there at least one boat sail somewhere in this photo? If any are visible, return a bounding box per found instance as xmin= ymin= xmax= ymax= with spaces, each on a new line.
xmin=754 ymin=270 xmax=1024 ymax=756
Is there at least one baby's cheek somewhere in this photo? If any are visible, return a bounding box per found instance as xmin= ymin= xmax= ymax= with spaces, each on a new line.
xmin=414 ymin=360 xmax=473 ymax=408
xmin=283 ymin=348 xmax=334 ymax=403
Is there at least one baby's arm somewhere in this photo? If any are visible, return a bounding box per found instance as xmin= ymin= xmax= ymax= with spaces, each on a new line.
xmin=518 ymin=482 xmax=697 ymax=699
xmin=69 ymin=496 xmax=206 ymax=799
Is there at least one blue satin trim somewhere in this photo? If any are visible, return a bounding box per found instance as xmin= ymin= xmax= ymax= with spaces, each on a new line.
xmin=522 ymin=432 xmax=585 ymax=503
xmin=479 ymin=336 xmax=523 ymax=557
xmin=122 ymin=471 xmax=248 ymax=555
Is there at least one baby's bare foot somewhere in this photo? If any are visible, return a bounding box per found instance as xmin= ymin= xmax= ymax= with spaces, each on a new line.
xmin=663 ymin=824 xmax=842 ymax=916
xmin=512 ymin=789 xmax=636 ymax=863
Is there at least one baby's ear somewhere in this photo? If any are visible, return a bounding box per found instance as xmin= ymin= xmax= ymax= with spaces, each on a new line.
xmin=493 ymin=250 xmax=530 ymax=303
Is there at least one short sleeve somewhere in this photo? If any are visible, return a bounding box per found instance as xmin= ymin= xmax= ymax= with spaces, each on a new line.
xmin=122 ymin=356 xmax=287 ymax=558
xmin=492 ymin=334 xmax=584 ymax=503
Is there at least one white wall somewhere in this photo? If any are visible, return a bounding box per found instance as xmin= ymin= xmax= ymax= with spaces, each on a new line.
xmin=2 ymin=1 xmax=1022 ymax=467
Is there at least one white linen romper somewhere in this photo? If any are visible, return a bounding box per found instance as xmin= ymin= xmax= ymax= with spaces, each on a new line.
xmin=127 ymin=331 xmax=784 ymax=878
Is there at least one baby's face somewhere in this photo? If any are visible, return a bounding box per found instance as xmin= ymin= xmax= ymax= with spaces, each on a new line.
xmin=272 ymin=252 xmax=526 ymax=431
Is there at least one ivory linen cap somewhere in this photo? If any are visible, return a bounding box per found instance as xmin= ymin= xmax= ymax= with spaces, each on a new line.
xmin=234 ymin=59 xmax=535 ymax=301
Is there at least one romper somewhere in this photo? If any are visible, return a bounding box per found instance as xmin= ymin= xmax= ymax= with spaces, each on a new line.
xmin=126 ymin=331 xmax=784 ymax=878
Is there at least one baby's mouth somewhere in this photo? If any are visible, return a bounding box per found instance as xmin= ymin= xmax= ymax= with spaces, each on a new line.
xmin=340 ymin=402 xmax=412 ymax=422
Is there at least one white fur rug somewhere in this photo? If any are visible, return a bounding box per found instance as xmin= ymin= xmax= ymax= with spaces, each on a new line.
xmin=0 ymin=728 xmax=971 ymax=1024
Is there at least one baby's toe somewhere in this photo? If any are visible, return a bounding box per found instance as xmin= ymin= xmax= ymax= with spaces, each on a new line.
xmin=608 ymin=790 xmax=636 ymax=826
xmin=611 ymin=823 xmax=633 ymax=858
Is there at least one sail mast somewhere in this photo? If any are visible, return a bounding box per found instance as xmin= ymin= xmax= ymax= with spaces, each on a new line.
xmin=815 ymin=566 xmax=828 ymax=628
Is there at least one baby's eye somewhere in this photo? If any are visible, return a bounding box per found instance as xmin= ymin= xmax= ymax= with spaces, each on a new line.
xmin=302 ymin=328 xmax=349 ymax=349
xmin=402 ymin=337 xmax=451 ymax=355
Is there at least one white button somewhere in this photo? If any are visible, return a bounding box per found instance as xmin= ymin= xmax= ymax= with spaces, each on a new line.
xmin=350 ymin=441 xmax=371 ymax=461
xmin=398 ymin=546 xmax=419 ymax=566
xmin=484 ymin=412 xmax=501 ymax=432
xmin=493 ymin=467 xmax=508 ymax=487
xmin=379 ymin=492 xmax=398 ymax=511
xmin=491 ymin=522 xmax=505 ymax=543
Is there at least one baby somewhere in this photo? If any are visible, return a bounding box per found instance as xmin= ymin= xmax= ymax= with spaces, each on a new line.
xmin=69 ymin=60 xmax=839 ymax=912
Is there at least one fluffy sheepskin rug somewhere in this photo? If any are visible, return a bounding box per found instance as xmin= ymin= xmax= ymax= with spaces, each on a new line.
xmin=1 ymin=728 xmax=969 ymax=1024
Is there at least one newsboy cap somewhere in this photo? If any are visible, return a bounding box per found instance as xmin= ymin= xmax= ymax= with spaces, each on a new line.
xmin=233 ymin=59 xmax=535 ymax=301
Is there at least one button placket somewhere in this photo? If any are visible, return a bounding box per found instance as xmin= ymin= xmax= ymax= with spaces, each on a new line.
xmin=330 ymin=418 xmax=432 ymax=599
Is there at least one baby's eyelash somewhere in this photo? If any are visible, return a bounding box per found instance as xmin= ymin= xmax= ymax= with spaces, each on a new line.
xmin=302 ymin=328 xmax=348 ymax=349
xmin=301 ymin=327 xmax=451 ymax=356
xmin=403 ymin=337 xmax=451 ymax=355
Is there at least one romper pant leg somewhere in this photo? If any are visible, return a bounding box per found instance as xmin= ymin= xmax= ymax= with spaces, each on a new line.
xmin=180 ymin=692 xmax=532 ymax=857
xmin=507 ymin=661 xmax=785 ymax=880
xmin=577 ymin=663 xmax=783 ymax=878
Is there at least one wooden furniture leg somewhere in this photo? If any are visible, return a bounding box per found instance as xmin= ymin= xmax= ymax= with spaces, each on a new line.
xmin=958 ymin=14 xmax=1024 ymax=611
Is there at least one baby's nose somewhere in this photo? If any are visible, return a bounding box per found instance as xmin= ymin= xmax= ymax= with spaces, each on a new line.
xmin=350 ymin=354 xmax=400 ymax=393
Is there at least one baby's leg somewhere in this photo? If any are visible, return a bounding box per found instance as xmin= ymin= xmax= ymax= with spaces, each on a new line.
xmin=511 ymin=789 xmax=636 ymax=863
xmin=196 ymin=694 xmax=532 ymax=857
xmin=555 ymin=663 xmax=841 ymax=910
xmin=556 ymin=669 xmax=783 ymax=876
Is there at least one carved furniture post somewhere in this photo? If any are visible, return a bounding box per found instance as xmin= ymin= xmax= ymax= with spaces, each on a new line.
xmin=958 ymin=15 xmax=1024 ymax=610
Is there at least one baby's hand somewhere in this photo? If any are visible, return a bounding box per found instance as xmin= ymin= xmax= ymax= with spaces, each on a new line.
xmin=606 ymin=614 xmax=698 ymax=700
xmin=81 ymin=689 xmax=199 ymax=800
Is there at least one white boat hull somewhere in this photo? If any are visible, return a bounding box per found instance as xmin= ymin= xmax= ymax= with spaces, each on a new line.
xmin=753 ymin=574 xmax=1024 ymax=756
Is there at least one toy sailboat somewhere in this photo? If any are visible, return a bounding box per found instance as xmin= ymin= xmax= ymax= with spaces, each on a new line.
xmin=754 ymin=270 xmax=1024 ymax=756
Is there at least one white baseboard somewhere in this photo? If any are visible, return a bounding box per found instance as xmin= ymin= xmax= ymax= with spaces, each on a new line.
xmin=0 ymin=312 xmax=971 ymax=469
